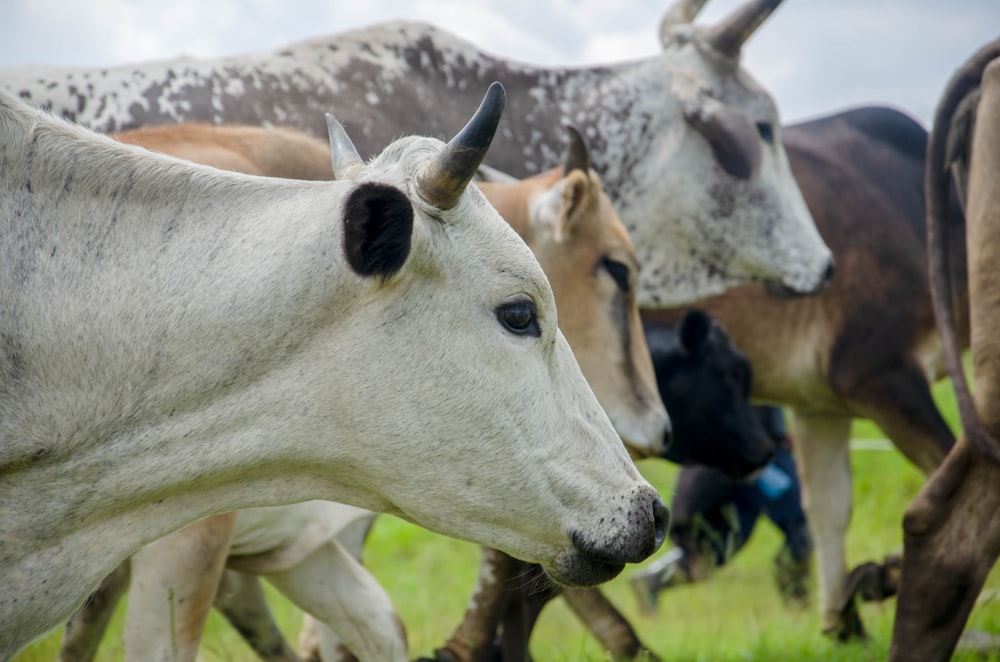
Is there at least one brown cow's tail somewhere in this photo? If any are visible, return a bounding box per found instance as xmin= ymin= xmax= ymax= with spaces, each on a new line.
xmin=926 ymin=37 xmax=1000 ymax=462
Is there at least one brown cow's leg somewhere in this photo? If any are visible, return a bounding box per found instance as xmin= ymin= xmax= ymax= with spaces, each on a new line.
xmin=497 ymin=563 xmax=560 ymax=662
xmin=563 ymin=587 xmax=660 ymax=661
xmin=889 ymin=441 xmax=1000 ymax=662
xmin=214 ymin=571 xmax=300 ymax=662
xmin=424 ymin=548 xmax=521 ymax=662
xmin=59 ymin=562 xmax=131 ymax=662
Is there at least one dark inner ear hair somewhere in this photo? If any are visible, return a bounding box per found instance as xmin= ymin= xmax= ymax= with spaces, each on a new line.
xmin=343 ymin=182 xmax=414 ymax=281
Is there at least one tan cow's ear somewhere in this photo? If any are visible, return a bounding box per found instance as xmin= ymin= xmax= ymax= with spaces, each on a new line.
xmin=560 ymin=170 xmax=591 ymax=229
xmin=531 ymin=170 xmax=591 ymax=242
xmin=530 ymin=182 xmax=566 ymax=242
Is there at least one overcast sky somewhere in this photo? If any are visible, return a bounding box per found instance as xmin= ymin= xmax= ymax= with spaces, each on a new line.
xmin=1 ymin=1 xmax=996 ymax=127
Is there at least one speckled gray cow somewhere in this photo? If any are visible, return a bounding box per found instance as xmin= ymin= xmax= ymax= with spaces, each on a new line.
xmin=2 ymin=0 xmax=834 ymax=307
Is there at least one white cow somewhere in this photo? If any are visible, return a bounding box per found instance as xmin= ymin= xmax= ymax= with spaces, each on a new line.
xmin=0 ymin=84 xmax=667 ymax=658
xmin=0 ymin=0 xmax=834 ymax=307
xmin=57 ymin=122 xmax=668 ymax=662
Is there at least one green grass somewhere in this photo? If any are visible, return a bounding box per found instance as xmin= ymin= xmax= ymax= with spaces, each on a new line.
xmin=15 ymin=375 xmax=1000 ymax=661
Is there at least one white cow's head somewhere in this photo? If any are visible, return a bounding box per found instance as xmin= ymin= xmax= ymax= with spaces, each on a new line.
xmin=619 ymin=0 xmax=834 ymax=306
xmin=322 ymin=84 xmax=667 ymax=586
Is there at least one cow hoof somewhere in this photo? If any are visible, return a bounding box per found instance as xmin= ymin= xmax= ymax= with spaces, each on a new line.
xmin=824 ymin=599 xmax=868 ymax=642
xmin=773 ymin=547 xmax=811 ymax=608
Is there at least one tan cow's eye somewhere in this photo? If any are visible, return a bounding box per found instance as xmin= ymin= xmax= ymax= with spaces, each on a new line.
xmin=497 ymin=298 xmax=540 ymax=337
xmin=602 ymin=258 xmax=631 ymax=294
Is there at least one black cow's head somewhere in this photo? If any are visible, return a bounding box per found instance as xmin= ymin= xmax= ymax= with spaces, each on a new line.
xmin=644 ymin=310 xmax=774 ymax=479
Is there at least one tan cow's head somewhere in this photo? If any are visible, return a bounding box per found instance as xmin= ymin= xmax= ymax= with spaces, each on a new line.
xmin=481 ymin=127 xmax=670 ymax=459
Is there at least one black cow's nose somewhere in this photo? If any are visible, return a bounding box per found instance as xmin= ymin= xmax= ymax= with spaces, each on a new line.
xmin=651 ymin=496 xmax=669 ymax=552
xmin=821 ymin=257 xmax=836 ymax=289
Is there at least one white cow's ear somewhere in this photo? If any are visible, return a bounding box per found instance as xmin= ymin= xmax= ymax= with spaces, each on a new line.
xmin=342 ymin=182 xmax=413 ymax=280
xmin=682 ymin=95 xmax=762 ymax=180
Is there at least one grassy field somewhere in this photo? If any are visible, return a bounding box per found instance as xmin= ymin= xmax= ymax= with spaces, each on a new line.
xmin=15 ymin=376 xmax=1000 ymax=661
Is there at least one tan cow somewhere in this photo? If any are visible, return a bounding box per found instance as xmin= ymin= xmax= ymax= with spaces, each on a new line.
xmin=58 ymin=123 xmax=667 ymax=661
xmin=889 ymin=38 xmax=1000 ymax=662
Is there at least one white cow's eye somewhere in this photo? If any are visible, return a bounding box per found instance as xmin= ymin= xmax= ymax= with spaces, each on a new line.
xmin=756 ymin=121 xmax=774 ymax=144
xmin=497 ymin=298 xmax=540 ymax=337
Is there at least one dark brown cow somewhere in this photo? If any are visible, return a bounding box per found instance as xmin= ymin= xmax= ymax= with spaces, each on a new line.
xmin=642 ymin=103 xmax=968 ymax=640
xmin=890 ymin=37 xmax=1000 ymax=662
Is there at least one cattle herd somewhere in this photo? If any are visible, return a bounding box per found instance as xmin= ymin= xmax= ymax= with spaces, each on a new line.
xmin=0 ymin=0 xmax=997 ymax=660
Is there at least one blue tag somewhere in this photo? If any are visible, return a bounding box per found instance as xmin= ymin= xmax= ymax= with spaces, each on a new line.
xmin=756 ymin=463 xmax=792 ymax=500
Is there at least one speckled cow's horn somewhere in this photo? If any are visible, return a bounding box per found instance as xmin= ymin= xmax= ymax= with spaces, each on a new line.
xmin=659 ymin=0 xmax=710 ymax=45
xmin=325 ymin=113 xmax=364 ymax=179
xmin=705 ymin=0 xmax=783 ymax=58
xmin=417 ymin=81 xmax=506 ymax=210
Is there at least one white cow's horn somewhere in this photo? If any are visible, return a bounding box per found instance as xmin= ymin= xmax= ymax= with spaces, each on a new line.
xmin=417 ymin=82 xmax=506 ymax=210
xmin=705 ymin=0 xmax=783 ymax=58
xmin=326 ymin=113 xmax=365 ymax=179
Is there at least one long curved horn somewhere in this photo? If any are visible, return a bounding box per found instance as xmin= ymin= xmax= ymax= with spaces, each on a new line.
xmin=659 ymin=0 xmax=710 ymax=46
xmin=704 ymin=0 xmax=783 ymax=58
xmin=562 ymin=125 xmax=590 ymax=175
xmin=326 ymin=113 xmax=364 ymax=179
xmin=417 ymin=81 xmax=506 ymax=210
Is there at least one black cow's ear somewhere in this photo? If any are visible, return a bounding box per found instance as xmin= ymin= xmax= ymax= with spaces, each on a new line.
xmin=679 ymin=309 xmax=712 ymax=355
xmin=343 ymin=182 xmax=414 ymax=280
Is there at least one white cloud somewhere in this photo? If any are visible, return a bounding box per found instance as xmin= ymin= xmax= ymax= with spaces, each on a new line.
xmin=1 ymin=0 xmax=997 ymax=125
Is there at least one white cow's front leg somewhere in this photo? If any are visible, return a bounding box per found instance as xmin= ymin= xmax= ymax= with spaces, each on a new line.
xmin=125 ymin=512 xmax=237 ymax=661
xmin=788 ymin=409 xmax=855 ymax=637
xmin=264 ymin=539 xmax=406 ymax=662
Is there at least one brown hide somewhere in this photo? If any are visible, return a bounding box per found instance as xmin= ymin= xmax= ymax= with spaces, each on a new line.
xmin=427 ymin=105 xmax=971 ymax=659
xmin=891 ymin=42 xmax=1000 ymax=662
xmin=641 ymin=105 xmax=965 ymax=640
xmin=113 ymin=123 xmax=335 ymax=180
xmin=644 ymin=106 xmax=960 ymax=468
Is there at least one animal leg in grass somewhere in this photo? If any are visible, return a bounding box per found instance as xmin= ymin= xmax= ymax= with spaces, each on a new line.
xmin=213 ymin=571 xmax=299 ymax=662
xmin=563 ymin=587 xmax=660 ymax=661
xmin=830 ymin=360 xmax=952 ymax=618
xmin=125 ymin=512 xmax=236 ymax=661
xmin=59 ymin=562 xmax=130 ymax=662
xmin=426 ymin=547 xmax=521 ymax=662
xmin=262 ymin=539 xmax=407 ymax=662
xmin=890 ymin=443 xmax=1000 ymax=662
xmin=787 ymin=410 xmax=862 ymax=640
xmin=497 ymin=561 xmax=560 ymax=662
